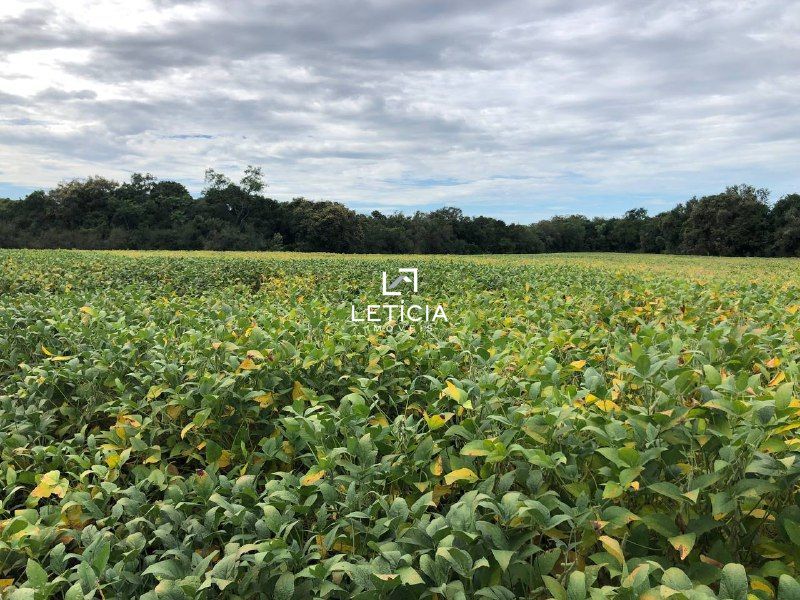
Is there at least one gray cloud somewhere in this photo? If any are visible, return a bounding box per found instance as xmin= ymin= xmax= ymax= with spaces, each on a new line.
xmin=0 ymin=0 xmax=798 ymax=221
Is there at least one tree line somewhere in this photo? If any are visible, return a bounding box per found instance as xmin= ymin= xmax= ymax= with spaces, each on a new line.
xmin=1 ymin=167 xmax=798 ymax=256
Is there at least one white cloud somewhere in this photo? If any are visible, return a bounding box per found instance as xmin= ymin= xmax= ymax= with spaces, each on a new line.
xmin=0 ymin=0 xmax=798 ymax=221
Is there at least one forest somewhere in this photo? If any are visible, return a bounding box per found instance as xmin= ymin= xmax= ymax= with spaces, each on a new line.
xmin=1 ymin=167 xmax=798 ymax=256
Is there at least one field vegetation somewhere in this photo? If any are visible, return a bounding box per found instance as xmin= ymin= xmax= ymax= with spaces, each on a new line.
xmin=1 ymin=251 xmax=800 ymax=598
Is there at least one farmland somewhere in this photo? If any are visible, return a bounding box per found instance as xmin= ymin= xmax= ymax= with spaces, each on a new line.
xmin=1 ymin=250 xmax=800 ymax=599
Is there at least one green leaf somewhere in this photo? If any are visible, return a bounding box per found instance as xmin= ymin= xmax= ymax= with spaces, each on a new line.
xmin=718 ymin=563 xmax=747 ymax=600
xmin=437 ymin=547 xmax=473 ymax=578
xmin=661 ymin=567 xmax=693 ymax=592
xmin=491 ymin=549 xmax=514 ymax=572
xmin=566 ymin=571 xmax=587 ymax=600
xmin=775 ymin=382 xmax=793 ymax=411
xmin=143 ymin=559 xmax=183 ymax=580
xmin=397 ymin=566 xmax=424 ymax=586
xmin=461 ymin=440 xmax=492 ymax=457
xmin=25 ymin=559 xmax=48 ymax=588
xmin=542 ymin=575 xmax=566 ymax=600
xmin=274 ymin=573 xmax=295 ymax=600
xmin=778 ymin=574 xmax=800 ymax=600
xmin=64 ymin=583 xmax=85 ymax=600
xmin=703 ymin=364 xmax=722 ymax=386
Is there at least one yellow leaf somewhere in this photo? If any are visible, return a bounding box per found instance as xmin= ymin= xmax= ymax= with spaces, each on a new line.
xmin=750 ymin=578 xmax=773 ymax=595
xmin=216 ymin=450 xmax=232 ymax=469
xmin=254 ymin=393 xmax=274 ymax=409
xmin=775 ymin=422 xmax=800 ymax=434
xmin=118 ymin=414 xmax=140 ymax=428
xmin=424 ymin=411 xmax=454 ymax=430
xmin=668 ymin=533 xmax=696 ymax=560
xmin=0 ymin=579 xmax=13 ymax=591
xmin=106 ymin=454 xmax=120 ymax=468
xmin=570 ymin=360 xmax=586 ymax=370
xmin=769 ymin=372 xmax=786 ymax=387
xmin=599 ymin=535 xmax=625 ymax=565
xmin=180 ymin=422 xmax=195 ymax=439
xmin=369 ymin=414 xmax=389 ymax=427
xmin=50 ymin=355 xmax=74 ymax=362
xmin=147 ymin=385 xmax=166 ymax=400
xmin=766 ymin=357 xmax=781 ymax=368
xmin=444 ymin=468 xmax=478 ymax=485
xmin=301 ymin=469 xmax=326 ymax=486
xmin=683 ymin=489 xmax=699 ymax=503
xmin=31 ymin=470 xmax=66 ymax=499
xmin=166 ymin=405 xmax=183 ymax=419
xmin=442 ymin=381 xmax=471 ymax=408
xmin=246 ymin=349 xmax=264 ymax=360
xmin=238 ymin=358 xmax=258 ymax=371
xmin=430 ymin=455 xmax=443 ymax=476
xmin=292 ymin=381 xmax=305 ymax=400
xmin=41 ymin=345 xmax=53 ymax=356
xmin=595 ymin=399 xmax=621 ymax=412
xmin=788 ymin=305 xmax=800 ymax=315
xmin=80 ymin=305 xmax=97 ymax=316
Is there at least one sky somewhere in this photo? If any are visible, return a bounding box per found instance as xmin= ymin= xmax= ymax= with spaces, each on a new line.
xmin=0 ymin=0 xmax=798 ymax=223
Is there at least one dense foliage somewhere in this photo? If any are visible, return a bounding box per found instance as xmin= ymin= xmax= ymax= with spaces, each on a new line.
xmin=0 ymin=251 xmax=800 ymax=600
xmin=1 ymin=169 xmax=799 ymax=256
xmin=2 ymin=251 xmax=800 ymax=599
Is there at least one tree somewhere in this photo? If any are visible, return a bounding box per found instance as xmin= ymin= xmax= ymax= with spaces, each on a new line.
xmin=771 ymin=193 xmax=800 ymax=256
xmin=681 ymin=185 xmax=770 ymax=256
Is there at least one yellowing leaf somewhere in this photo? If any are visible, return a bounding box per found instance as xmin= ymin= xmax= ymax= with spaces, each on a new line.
xmin=570 ymin=360 xmax=587 ymax=370
xmin=768 ymin=372 xmax=786 ymax=387
xmin=584 ymin=393 xmax=599 ymax=405
xmin=442 ymin=381 xmax=471 ymax=408
xmin=166 ymin=405 xmax=183 ymax=419
xmin=369 ymin=414 xmax=389 ymax=427
xmin=106 ymin=454 xmax=120 ymax=468
xmin=254 ymin=393 xmax=274 ymax=409
xmin=238 ymin=358 xmax=258 ymax=371
xmin=292 ymin=381 xmax=305 ymax=400
xmin=595 ymin=399 xmax=621 ymax=412
xmin=599 ymin=535 xmax=624 ymax=566
xmin=430 ymin=455 xmax=443 ymax=476
xmin=300 ymin=469 xmax=326 ymax=486
xmin=41 ymin=344 xmax=53 ymax=356
xmin=444 ymin=468 xmax=478 ymax=485
xmin=147 ymin=385 xmax=166 ymax=400
xmin=216 ymin=450 xmax=232 ymax=469
xmin=31 ymin=470 xmax=67 ymax=499
xmin=424 ymin=411 xmax=454 ymax=430
xmin=766 ymin=357 xmax=781 ymax=368
xmin=180 ymin=422 xmax=195 ymax=439
xmin=668 ymin=532 xmax=696 ymax=560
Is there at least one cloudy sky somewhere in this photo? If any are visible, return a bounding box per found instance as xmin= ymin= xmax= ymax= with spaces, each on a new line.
xmin=0 ymin=0 xmax=798 ymax=222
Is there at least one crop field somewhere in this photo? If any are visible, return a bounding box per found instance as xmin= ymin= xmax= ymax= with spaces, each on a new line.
xmin=2 ymin=250 xmax=800 ymax=599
